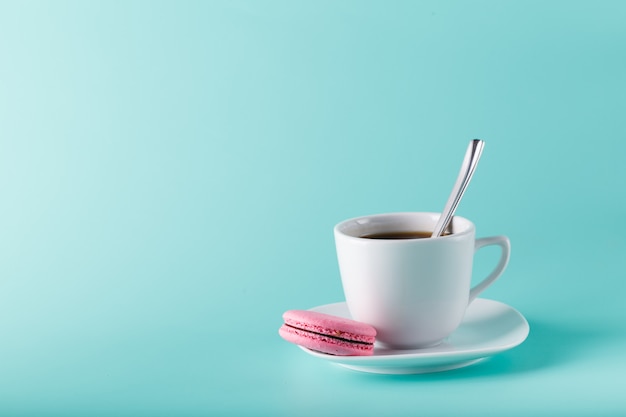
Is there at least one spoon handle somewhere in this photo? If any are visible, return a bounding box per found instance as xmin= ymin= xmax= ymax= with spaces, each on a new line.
xmin=431 ymin=139 xmax=485 ymax=238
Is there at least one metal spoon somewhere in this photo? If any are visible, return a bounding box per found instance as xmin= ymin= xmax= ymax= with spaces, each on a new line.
xmin=431 ymin=139 xmax=485 ymax=238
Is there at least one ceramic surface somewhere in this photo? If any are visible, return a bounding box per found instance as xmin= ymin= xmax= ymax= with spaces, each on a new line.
xmin=334 ymin=212 xmax=510 ymax=348
xmin=300 ymin=298 xmax=529 ymax=374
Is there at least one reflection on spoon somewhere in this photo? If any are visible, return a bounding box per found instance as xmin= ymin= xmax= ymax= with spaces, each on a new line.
xmin=431 ymin=139 xmax=485 ymax=238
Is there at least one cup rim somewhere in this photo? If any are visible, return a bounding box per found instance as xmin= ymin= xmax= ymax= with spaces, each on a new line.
xmin=334 ymin=212 xmax=475 ymax=241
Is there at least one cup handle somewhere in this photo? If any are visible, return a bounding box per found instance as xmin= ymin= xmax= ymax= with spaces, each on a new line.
xmin=468 ymin=236 xmax=511 ymax=304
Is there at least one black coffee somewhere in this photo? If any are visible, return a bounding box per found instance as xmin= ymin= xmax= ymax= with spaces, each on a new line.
xmin=360 ymin=231 xmax=434 ymax=240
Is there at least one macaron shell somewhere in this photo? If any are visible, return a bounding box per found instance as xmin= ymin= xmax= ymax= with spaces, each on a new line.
xmin=279 ymin=324 xmax=374 ymax=356
xmin=282 ymin=310 xmax=376 ymax=344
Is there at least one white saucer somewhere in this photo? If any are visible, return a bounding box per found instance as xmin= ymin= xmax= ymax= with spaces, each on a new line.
xmin=299 ymin=298 xmax=529 ymax=374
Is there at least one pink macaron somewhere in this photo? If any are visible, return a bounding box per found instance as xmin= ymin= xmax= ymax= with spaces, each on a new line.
xmin=279 ymin=309 xmax=377 ymax=356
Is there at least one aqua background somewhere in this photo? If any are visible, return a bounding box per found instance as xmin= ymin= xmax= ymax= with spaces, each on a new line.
xmin=1 ymin=1 xmax=625 ymax=415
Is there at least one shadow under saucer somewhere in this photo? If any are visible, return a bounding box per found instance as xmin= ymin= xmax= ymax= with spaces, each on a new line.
xmin=365 ymin=317 xmax=622 ymax=380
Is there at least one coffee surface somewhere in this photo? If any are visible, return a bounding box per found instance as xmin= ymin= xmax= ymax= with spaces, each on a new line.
xmin=360 ymin=231 xmax=433 ymax=239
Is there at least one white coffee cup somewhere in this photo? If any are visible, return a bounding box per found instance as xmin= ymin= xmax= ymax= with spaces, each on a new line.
xmin=334 ymin=212 xmax=510 ymax=349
